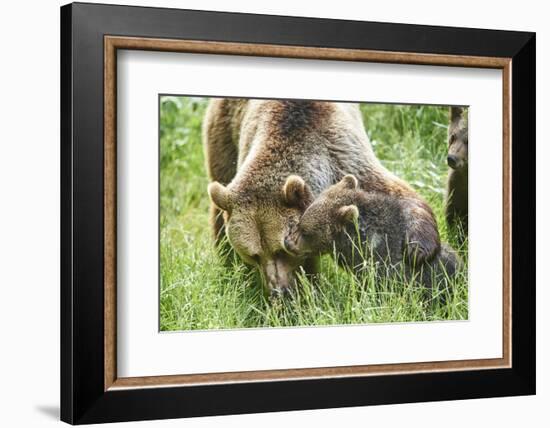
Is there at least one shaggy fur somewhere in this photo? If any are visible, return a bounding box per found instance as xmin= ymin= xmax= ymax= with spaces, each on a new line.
xmin=202 ymin=99 xmax=441 ymax=293
xmin=285 ymin=175 xmax=460 ymax=290
xmin=445 ymin=107 xmax=468 ymax=235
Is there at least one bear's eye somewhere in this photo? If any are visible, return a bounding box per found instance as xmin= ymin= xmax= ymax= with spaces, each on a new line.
xmin=449 ymin=134 xmax=456 ymax=144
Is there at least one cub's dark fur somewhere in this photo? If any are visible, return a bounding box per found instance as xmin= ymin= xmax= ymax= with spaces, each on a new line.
xmin=446 ymin=106 xmax=468 ymax=235
xmin=285 ymin=175 xmax=461 ymax=290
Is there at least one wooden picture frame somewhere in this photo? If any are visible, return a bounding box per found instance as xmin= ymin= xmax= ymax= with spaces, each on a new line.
xmin=61 ymin=2 xmax=535 ymax=424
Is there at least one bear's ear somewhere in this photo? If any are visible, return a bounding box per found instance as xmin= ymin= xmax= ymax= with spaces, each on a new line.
xmin=283 ymin=175 xmax=313 ymax=210
xmin=450 ymin=106 xmax=464 ymax=123
xmin=337 ymin=205 xmax=359 ymax=224
xmin=208 ymin=182 xmax=233 ymax=212
xmin=339 ymin=174 xmax=359 ymax=190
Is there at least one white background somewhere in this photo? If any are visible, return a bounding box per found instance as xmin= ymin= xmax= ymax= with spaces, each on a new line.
xmin=118 ymin=51 xmax=503 ymax=377
xmin=0 ymin=0 xmax=546 ymax=427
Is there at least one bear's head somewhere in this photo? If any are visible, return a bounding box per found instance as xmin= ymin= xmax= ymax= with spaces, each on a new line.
xmin=447 ymin=107 xmax=468 ymax=171
xmin=208 ymin=175 xmax=313 ymax=295
xmin=284 ymin=175 xmax=360 ymax=256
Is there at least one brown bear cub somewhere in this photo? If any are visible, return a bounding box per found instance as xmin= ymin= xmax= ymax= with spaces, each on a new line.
xmin=446 ymin=106 xmax=468 ymax=235
xmin=284 ymin=175 xmax=460 ymax=290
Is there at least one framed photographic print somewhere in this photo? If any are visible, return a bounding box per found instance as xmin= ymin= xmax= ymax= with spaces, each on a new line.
xmin=60 ymin=2 xmax=536 ymax=424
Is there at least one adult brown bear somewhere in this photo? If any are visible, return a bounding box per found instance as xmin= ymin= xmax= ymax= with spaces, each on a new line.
xmin=203 ymin=98 xmax=440 ymax=294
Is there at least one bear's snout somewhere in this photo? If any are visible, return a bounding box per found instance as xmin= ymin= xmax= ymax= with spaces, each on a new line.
xmin=447 ymin=154 xmax=459 ymax=169
xmin=263 ymin=257 xmax=296 ymax=295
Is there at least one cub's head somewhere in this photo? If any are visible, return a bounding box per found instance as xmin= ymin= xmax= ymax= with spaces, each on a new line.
xmin=284 ymin=175 xmax=360 ymax=256
xmin=208 ymin=175 xmax=313 ymax=295
xmin=447 ymin=107 xmax=468 ymax=170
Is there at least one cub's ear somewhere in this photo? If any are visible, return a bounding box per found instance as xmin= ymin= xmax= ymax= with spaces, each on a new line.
xmin=208 ymin=182 xmax=233 ymax=212
xmin=450 ymin=106 xmax=464 ymax=123
xmin=337 ymin=205 xmax=359 ymax=224
xmin=339 ymin=174 xmax=359 ymax=190
xmin=283 ymin=175 xmax=313 ymax=209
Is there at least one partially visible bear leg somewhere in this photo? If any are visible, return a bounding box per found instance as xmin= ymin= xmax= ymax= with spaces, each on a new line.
xmin=446 ymin=206 xmax=468 ymax=238
xmin=202 ymin=99 xmax=240 ymax=245
xmin=445 ymin=170 xmax=468 ymax=239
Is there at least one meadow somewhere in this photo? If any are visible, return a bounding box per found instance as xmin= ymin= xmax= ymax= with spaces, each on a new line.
xmin=159 ymin=97 xmax=468 ymax=331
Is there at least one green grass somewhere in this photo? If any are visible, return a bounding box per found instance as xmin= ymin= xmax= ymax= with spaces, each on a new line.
xmin=159 ymin=97 xmax=468 ymax=331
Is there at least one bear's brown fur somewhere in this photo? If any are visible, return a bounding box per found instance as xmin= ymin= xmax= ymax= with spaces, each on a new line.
xmin=445 ymin=107 xmax=468 ymax=235
xmin=284 ymin=175 xmax=460 ymax=290
xmin=203 ymin=99 xmax=440 ymax=293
